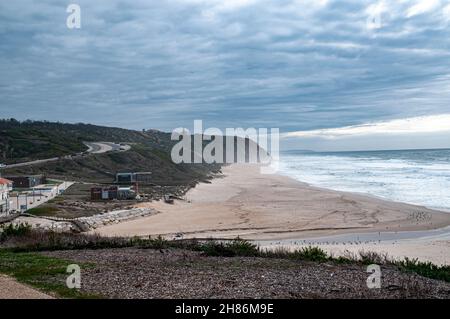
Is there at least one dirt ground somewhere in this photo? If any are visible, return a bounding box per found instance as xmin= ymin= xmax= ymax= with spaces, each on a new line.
xmin=0 ymin=275 xmax=54 ymax=299
xmin=42 ymin=248 xmax=450 ymax=299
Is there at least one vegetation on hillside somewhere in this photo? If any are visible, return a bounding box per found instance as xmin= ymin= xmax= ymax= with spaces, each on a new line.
xmin=0 ymin=118 xmax=171 ymax=164
xmin=0 ymin=119 xmax=221 ymax=186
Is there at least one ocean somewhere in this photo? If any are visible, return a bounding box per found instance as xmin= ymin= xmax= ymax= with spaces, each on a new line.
xmin=279 ymin=148 xmax=450 ymax=212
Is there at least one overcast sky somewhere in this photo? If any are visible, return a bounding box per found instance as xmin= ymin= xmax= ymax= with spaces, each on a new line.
xmin=1 ymin=0 xmax=450 ymax=150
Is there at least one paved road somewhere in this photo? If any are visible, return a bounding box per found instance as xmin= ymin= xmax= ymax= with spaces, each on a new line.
xmin=0 ymin=142 xmax=129 ymax=169
xmin=0 ymin=275 xmax=54 ymax=299
xmin=1 ymin=157 xmax=60 ymax=169
xmin=84 ymin=142 xmax=130 ymax=154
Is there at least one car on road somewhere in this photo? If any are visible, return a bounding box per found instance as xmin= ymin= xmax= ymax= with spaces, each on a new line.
xmin=0 ymin=163 xmax=6 ymax=168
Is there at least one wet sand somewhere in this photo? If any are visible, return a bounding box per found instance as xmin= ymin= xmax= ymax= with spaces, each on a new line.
xmin=95 ymin=164 xmax=450 ymax=264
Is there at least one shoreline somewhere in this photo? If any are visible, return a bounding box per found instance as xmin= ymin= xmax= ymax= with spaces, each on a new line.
xmin=276 ymin=170 xmax=450 ymax=214
xmin=93 ymin=164 xmax=450 ymax=264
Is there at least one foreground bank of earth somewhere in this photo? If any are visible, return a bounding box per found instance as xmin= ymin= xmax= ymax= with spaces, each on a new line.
xmin=0 ymin=246 xmax=447 ymax=299
xmin=1 ymin=228 xmax=448 ymax=299
xmin=40 ymin=248 xmax=450 ymax=298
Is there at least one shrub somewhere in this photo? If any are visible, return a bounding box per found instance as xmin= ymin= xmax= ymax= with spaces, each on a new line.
xmin=290 ymin=246 xmax=329 ymax=262
xmin=2 ymin=230 xmax=131 ymax=252
xmin=133 ymin=235 xmax=169 ymax=249
xmin=0 ymin=223 xmax=32 ymax=241
xmin=358 ymin=251 xmax=388 ymax=265
xmin=225 ymin=238 xmax=259 ymax=256
xmin=199 ymin=241 xmax=235 ymax=257
xmin=198 ymin=238 xmax=259 ymax=257
xmin=262 ymin=246 xmax=329 ymax=262
xmin=332 ymin=255 xmax=354 ymax=264
xmin=396 ymin=258 xmax=450 ymax=282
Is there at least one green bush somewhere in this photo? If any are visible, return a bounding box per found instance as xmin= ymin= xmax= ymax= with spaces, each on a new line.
xmin=198 ymin=238 xmax=259 ymax=257
xmin=396 ymin=258 xmax=450 ymax=282
xmin=358 ymin=251 xmax=388 ymax=265
xmin=0 ymin=223 xmax=32 ymax=241
xmin=225 ymin=238 xmax=259 ymax=256
xmin=290 ymin=246 xmax=329 ymax=262
xmin=133 ymin=235 xmax=169 ymax=249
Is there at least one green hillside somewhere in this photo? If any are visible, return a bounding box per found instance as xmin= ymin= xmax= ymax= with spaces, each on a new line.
xmin=0 ymin=119 xmax=220 ymax=186
xmin=0 ymin=119 xmax=172 ymax=164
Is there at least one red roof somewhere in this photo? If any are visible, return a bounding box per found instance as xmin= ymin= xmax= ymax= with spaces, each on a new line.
xmin=0 ymin=178 xmax=13 ymax=185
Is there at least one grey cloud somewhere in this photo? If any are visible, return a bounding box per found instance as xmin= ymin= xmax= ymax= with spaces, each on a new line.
xmin=0 ymin=0 xmax=450 ymax=140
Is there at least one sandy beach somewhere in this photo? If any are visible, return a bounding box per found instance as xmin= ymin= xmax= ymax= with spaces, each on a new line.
xmin=95 ymin=164 xmax=450 ymax=264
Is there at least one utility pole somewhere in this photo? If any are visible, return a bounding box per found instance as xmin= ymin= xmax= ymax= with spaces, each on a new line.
xmin=5 ymin=191 xmax=9 ymax=215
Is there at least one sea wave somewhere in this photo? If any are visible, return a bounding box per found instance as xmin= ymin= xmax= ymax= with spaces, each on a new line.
xmin=278 ymin=149 xmax=450 ymax=211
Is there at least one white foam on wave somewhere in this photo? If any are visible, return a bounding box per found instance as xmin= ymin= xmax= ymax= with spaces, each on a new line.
xmin=279 ymin=151 xmax=450 ymax=211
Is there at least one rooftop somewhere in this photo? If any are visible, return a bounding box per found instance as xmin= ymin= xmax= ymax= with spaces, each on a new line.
xmin=0 ymin=178 xmax=13 ymax=185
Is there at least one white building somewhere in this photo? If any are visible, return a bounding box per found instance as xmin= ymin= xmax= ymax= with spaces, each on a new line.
xmin=0 ymin=178 xmax=13 ymax=215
